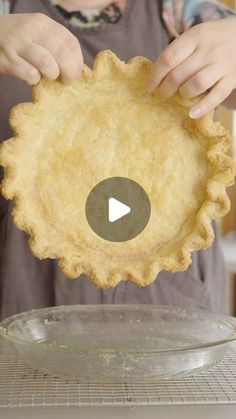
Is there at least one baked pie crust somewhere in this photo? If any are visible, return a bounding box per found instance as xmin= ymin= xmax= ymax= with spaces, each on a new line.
xmin=0 ymin=50 xmax=235 ymax=287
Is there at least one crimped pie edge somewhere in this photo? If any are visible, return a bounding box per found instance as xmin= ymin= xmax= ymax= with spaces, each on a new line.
xmin=0 ymin=50 xmax=235 ymax=287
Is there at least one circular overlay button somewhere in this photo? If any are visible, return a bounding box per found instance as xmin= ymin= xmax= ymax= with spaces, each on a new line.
xmin=85 ymin=177 xmax=151 ymax=242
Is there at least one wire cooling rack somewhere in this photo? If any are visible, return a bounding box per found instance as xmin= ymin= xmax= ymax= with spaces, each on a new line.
xmin=0 ymin=339 xmax=235 ymax=408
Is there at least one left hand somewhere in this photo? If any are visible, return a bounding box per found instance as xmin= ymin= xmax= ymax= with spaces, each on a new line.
xmin=147 ymin=16 xmax=236 ymax=118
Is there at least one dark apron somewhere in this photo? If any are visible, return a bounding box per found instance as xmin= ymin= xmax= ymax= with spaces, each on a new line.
xmin=0 ymin=0 xmax=228 ymax=319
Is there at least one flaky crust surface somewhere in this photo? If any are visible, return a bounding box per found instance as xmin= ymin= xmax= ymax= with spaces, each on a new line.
xmin=0 ymin=50 xmax=235 ymax=287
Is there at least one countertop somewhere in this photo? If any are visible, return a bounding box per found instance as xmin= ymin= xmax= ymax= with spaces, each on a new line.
xmin=1 ymin=405 xmax=236 ymax=419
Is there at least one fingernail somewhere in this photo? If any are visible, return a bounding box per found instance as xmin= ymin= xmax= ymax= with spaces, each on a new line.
xmin=189 ymin=107 xmax=202 ymax=118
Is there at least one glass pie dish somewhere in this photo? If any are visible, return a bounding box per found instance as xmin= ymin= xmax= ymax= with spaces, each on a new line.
xmin=0 ymin=305 xmax=236 ymax=382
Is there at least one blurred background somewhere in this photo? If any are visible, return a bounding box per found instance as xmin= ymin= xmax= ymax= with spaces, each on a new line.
xmin=216 ymin=0 xmax=236 ymax=316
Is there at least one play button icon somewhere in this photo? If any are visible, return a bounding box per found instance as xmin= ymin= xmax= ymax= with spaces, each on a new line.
xmin=108 ymin=198 xmax=131 ymax=223
xmin=85 ymin=177 xmax=151 ymax=242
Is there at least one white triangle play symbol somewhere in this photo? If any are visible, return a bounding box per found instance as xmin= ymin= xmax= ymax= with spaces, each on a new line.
xmin=108 ymin=197 xmax=131 ymax=223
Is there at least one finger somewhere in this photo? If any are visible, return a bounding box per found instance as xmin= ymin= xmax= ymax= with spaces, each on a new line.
xmin=147 ymin=33 xmax=197 ymax=92
xmin=18 ymin=43 xmax=60 ymax=81
xmin=179 ymin=64 xmax=223 ymax=99
xmin=48 ymin=22 xmax=84 ymax=81
xmin=189 ymin=78 xmax=233 ymax=118
xmin=64 ymin=34 xmax=84 ymax=78
xmin=0 ymin=52 xmax=41 ymax=84
xmin=38 ymin=35 xmax=83 ymax=84
xmin=157 ymin=51 xmax=204 ymax=97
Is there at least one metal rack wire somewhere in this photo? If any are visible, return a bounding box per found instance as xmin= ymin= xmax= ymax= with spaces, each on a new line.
xmin=0 ymin=339 xmax=235 ymax=408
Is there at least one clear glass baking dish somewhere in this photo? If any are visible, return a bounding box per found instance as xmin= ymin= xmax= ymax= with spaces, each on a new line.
xmin=0 ymin=305 xmax=236 ymax=382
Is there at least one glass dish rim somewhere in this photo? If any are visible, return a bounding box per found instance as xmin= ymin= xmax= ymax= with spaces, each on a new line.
xmin=0 ymin=304 xmax=235 ymax=355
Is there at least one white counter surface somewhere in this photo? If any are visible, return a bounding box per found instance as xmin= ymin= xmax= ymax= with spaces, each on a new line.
xmin=1 ymin=405 xmax=236 ymax=419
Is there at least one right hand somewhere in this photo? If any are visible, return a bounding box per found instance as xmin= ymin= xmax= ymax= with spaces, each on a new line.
xmin=0 ymin=13 xmax=84 ymax=85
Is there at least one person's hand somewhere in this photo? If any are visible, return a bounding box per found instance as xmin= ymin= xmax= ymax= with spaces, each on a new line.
xmin=0 ymin=13 xmax=83 ymax=85
xmin=147 ymin=16 xmax=236 ymax=118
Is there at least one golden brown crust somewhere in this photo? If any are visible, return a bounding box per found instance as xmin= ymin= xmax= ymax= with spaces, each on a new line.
xmin=0 ymin=50 xmax=235 ymax=287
